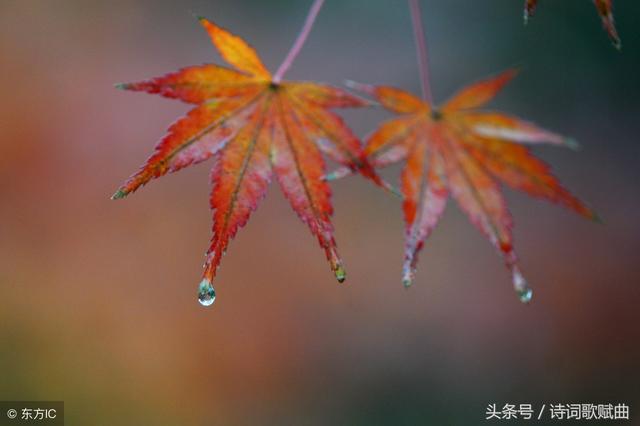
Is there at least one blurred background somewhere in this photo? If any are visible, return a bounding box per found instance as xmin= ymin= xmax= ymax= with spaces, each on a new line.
xmin=0 ymin=0 xmax=639 ymax=424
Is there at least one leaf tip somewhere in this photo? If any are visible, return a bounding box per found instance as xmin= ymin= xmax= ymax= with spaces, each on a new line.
xmin=504 ymin=67 xmax=520 ymax=80
xmin=564 ymin=137 xmax=581 ymax=151
xmin=385 ymin=182 xmax=403 ymax=198
xmin=334 ymin=264 xmax=346 ymax=283
xmin=402 ymin=276 xmax=413 ymax=289
xmin=114 ymin=83 xmax=130 ymax=90
xmin=512 ymin=267 xmax=533 ymax=304
xmin=613 ymin=39 xmax=622 ymax=51
xmin=322 ymin=167 xmax=352 ymax=182
xmin=591 ymin=211 xmax=605 ymax=225
xmin=358 ymin=160 xmax=401 ymax=197
xmin=344 ymin=80 xmax=375 ymax=95
xmin=111 ymin=189 xmax=128 ymax=200
xmin=193 ymin=13 xmax=212 ymax=29
xmin=523 ymin=1 xmax=536 ymax=24
xmin=402 ymin=263 xmax=414 ymax=288
xmin=190 ymin=11 xmax=206 ymax=22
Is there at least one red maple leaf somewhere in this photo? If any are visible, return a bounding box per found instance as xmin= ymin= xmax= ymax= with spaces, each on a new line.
xmin=349 ymin=70 xmax=597 ymax=302
xmin=114 ymin=16 xmax=380 ymax=304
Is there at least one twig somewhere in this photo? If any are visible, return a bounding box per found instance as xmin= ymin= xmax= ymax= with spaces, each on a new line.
xmin=408 ymin=0 xmax=433 ymax=103
xmin=273 ymin=0 xmax=325 ymax=83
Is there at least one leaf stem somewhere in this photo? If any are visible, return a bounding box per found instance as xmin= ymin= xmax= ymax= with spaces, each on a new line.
xmin=273 ymin=0 xmax=325 ymax=83
xmin=408 ymin=0 xmax=433 ymax=103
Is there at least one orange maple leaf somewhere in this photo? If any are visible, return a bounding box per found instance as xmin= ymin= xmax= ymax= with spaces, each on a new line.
xmin=113 ymin=17 xmax=379 ymax=301
xmin=524 ymin=0 xmax=621 ymax=49
xmin=349 ymin=70 xmax=597 ymax=302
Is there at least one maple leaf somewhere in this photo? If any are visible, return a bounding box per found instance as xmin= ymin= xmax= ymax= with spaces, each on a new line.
xmin=524 ymin=0 xmax=621 ymax=49
xmin=348 ymin=70 xmax=597 ymax=301
xmin=113 ymin=16 xmax=380 ymax=296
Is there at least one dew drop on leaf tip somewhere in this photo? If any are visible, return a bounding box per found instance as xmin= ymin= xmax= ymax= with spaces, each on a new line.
xmin=198 ymin=279 xmax=216 ymax=307
xmin=511 ymin=267 xmax=533 ymax=304
xmin=517 ymin=287 xmax=533 ymax=304
xmin=333 ymin=263 xmax=346 ymax=283
xmin=402 ymin=271 xmax=413 ymax=288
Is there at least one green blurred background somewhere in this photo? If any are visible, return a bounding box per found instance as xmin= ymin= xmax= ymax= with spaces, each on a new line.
xmin=0 ymin=1 xmax=639 ymax=424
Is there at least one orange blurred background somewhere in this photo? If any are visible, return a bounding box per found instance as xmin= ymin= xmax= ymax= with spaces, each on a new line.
xmin=0 ymin=1 xmax=638 ymax=424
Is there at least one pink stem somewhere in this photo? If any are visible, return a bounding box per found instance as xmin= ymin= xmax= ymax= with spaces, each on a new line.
xmin=408 ymin=0 xmax=433 ymax=103
xmin=273 ymin=0 xmax=325 ymax=83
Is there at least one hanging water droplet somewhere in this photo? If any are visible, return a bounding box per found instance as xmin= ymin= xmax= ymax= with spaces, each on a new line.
xmin=517 ymin=287 xmax=533 ymax=304
xmin=402 ymin=270 xmax=413 ymax=288
xmin=334 ymin=264 xmax=346 ymax=283
xmin=511 ymin=267 xmax=533 ymax=304
xmin=197 ymin=279 xmax=216 ymax=307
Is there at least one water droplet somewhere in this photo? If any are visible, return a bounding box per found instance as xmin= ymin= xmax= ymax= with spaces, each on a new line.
xmin=517 ymin=287 xmax=533 ymax=304
xmin=402 ymin=270 xmax=413 ymax=288
xmin=512 ymin=267 xmax=533 ymax=304
xmin=334 ymin=264 xmax=346 ymax=283
xmin=197 ymin=279 xmax=216 ymax=307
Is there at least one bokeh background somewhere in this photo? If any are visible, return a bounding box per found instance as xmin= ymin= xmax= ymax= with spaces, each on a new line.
xmin=1 ymin=1 xmax=639 ymax=424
